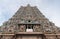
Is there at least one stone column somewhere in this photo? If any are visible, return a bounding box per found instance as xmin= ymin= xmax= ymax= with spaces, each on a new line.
xmin=45 ymin=34 xmax=57 ymax=39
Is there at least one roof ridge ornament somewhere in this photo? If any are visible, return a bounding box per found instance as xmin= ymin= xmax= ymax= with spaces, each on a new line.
xmin=27 ymin=4 xmax=31 ymax=7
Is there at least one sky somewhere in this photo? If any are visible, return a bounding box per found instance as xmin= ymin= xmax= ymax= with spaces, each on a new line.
xmin=0 ymin=0 xmax=60 ymax=27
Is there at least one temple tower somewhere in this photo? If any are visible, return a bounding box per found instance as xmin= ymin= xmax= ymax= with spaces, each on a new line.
xmin=0 ymin=4 xmax=60 ymax=39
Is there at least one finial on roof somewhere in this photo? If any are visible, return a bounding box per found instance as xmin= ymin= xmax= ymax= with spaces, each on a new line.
xmin=27 ymin=4 xmax=31 ymax=7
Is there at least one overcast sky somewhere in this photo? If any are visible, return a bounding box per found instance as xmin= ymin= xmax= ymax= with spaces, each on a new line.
xmin=0 ymin=0 xmax=60 ymax=27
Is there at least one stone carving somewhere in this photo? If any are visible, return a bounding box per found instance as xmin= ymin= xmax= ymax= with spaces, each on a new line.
xmin=33 ymin=25 xmax=42 ymax=32
xmin=0 ymin=4 xmax=60 ymax=39
xmin=46 ymin=35 xmax=57 ymax=39
xmin=1 ymin=36 xmax=13 ymax=39
xmin=19 ymin=25 xmax=25 ymax=32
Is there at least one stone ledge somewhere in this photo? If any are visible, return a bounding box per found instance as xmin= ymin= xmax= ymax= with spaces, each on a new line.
xmin=0 ymin=34 xmax=15 ymax=35
xmin=44 ymin=34 xmax=60 ymax=35
xmin=16 ymin=32 xmax=43 ymax=34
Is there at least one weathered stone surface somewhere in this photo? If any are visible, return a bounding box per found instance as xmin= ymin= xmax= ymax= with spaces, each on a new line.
xmin=0 ymin=4 xmax=60 ymax=39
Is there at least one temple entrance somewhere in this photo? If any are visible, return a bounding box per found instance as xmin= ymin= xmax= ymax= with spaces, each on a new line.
xmin=16 ymin=34 xmax=43 ymax=39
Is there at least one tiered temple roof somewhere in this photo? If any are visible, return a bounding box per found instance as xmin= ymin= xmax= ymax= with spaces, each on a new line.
xmin=0 ymin=4 xmax=60 ymax=34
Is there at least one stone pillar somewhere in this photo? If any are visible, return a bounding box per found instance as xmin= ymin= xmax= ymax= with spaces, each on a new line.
xmin=45 ymin=34 xmax=57 ymax=39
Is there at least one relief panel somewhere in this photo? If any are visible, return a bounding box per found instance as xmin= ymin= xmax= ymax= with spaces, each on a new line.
xmin=22 ymin=36 xmax=37 ymax=39
xmin=46 ymin=35 xmax=56 ymax=39
xmin=1 ymin=35 xmax=13 ymax=39
xmin=19 ymin=25 xmax=26 ymax=32
xmin=33 ymin=25 xmax=42 ymax=32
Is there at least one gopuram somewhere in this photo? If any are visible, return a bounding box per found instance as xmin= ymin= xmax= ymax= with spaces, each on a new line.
xmin=0 ymin=4 xmax=60 ymax=39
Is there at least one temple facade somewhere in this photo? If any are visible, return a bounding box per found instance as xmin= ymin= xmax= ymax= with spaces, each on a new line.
xmin=0 ymin=4 xmax=60 ymax=39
